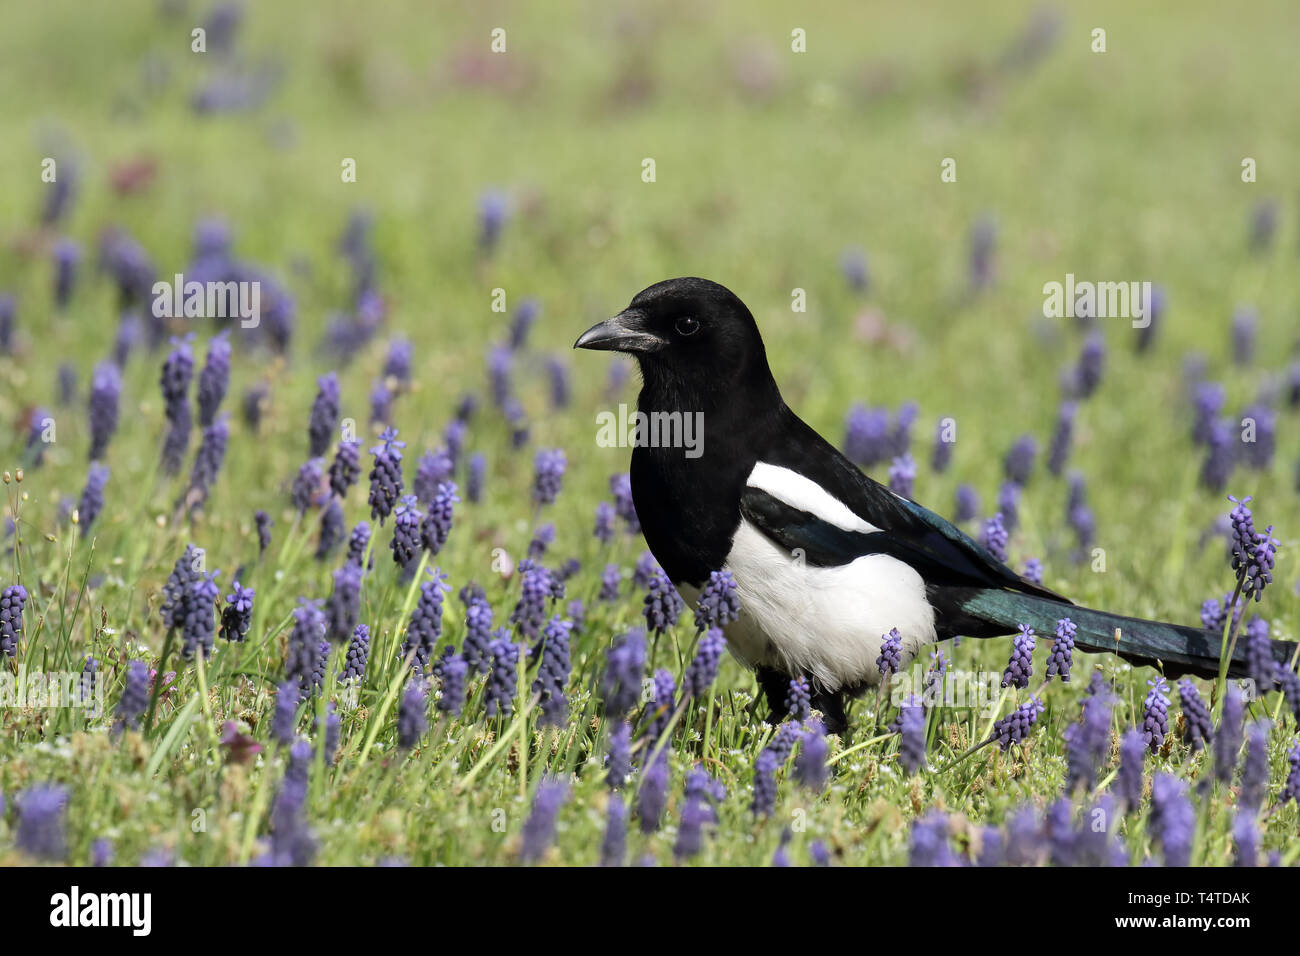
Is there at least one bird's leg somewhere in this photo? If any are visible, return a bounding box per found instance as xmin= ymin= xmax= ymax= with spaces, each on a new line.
xmin=755 ymin=666 xmax=791 ymax=723
xmin=809 ymin=687 xmax=849 ymax=737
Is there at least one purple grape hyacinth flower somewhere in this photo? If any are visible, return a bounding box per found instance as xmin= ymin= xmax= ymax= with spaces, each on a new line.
xmin=1004 ymin=435 xmax=1037 ymax=485
xmin=888 ymin=453 xmax=917 ymax=498
xmin=466 ymin=452 xmax=485 ymax=503
xmin=242 ymin=382 xmax=268 ymax=432
xmin=642 ymin=669 xmax=676 ymax=744
xmin=910 ymin=811 xmax=958 ymax=866
xmin=603 ymin=628 xmax=647 ymax=718
xmin=877 ymin=628 xmax=903 ymax=679
xmin=638 ymin=750 xmax=670 ymax=833
xmin=181 ymin=575 xmax=230 ymax=668
xmin=601 ymin=794 xmax=626 ymax=867
xmin=341 ymin=624 xmax=371 ymax=682
xmin=981 ymin=513 xmax=1009 ymax=563
xmin=1199 ymin=418 xmax=1236 ymax=492
xmin=520 ymin=776 xmax=568 ymax=863
xmin=414 ymin=449 xmax=454 ymax=505
xmin=992 ymin=697 xmax=1044 ymax=751
xmin=436 ymin=653 xmax=468 ymax=716
xmin=898 ymin=693 xmax=927 ymax=774
xmin=1065 ymin=690 xmax=1111 ymax=793
xmin=606 ymin=722 xmax=632 ymax=791
xmin=196 ymin=331 xmax=230 ymax=427
xmin=610 ymin=473 xmax=640 ymax=533
xmin=77 ymin=461 xmax=110 ymax=530
xmin=1192 ymin=382 xmax=1225 ymax=445
xmin=1022 ymin=558 xmax=1043 ymax=585
xmin=751 ymin=749 xmax=779 ymax=817
xmin=367 ymin=427 xmax=405 ymax=523
xmin=1116 ymin=727 xmax=1146 ymax=811
xmin=1282 ymin=740 xmax=1300 ymax=806
xmin=785 ymin=677 xmax=812 ymax=722
xmin=840 ymin=247 xmax=869 ymax=293
xmin=324 ymin=562 xmax=362 ymax=644
xmin=271 ymin=681 xmax=298 ymax=745
xmin=402 ymin=566 xmax=451 ymax=673
xmin=220 ymin=581 xmax=255 ymax=643
xmin=512 ymin=561 xmax=558 ymax=641
xmin=1231 ymin=306 xmax=1257 ymax=365
xmin=795 ymin=721 xmax=830 ymax=791
xmin=462 ymin=596 xmax=495 ymax=675
xmin=159 ymin=544 xmax=201 ymax=632
xmin=16 ymin=785 xmax=68 ymax=861
xmin=532 ymin=448 xmax=566 ymax=506
xmin=390 ymin=495 xmax=423 ymax=570
xmin=683 ymin=627 xmax=726 ymax=699
xmin=255 ymin=509 xmax=273 ymax=555
xmin=1001 ymin=624 xmax=1035 ymax=688
xmin=421 ymin=482 xmax=458 ymax=555
xmin=1149 ymin=774 xmax=1194 ymax=866
xmin=599 ymin=563 xmax=621 ymax=603
xmin=997 ymin=481 xmax=1021 ymax=533
xmin=1239 ymin=720 xmax=1270 ymax=809
xmin=1177 ymin=679 xmax=1214 ymax=752
xmin=1243 ymin=616 xmax=1275 ymax=697
xmin=1214 ymin=685 xmax=1245 ymax=783
xmin=593 ymin=501 xmax=616 ymax=543
xmin=307 ymin=372 xmax=340 ymax=458
xmin=478 ymin=190 xmax=509 ymax=253
xmin=969 ymin=215 xmax=996 ymax=292
xmin=184 ymin=414 xmax=229 ymax=512
xmin=633 ymin=552 xmax=660 ymax=590
xmin=292 ymin=458 xmax=324 ymax=514
xmin=1045 ymin=617 xmax=1075 ymax=681
xmin=643 ymin=570 xmax=684 ymax=634
xmin=843 ymin=404 xmax=890 ymax=466
xmin=1047 ymin=401 xmax=1075 ymax=476
xmin=396 ymin=679 xmax=429 ymax=749
xmin=508 ymin=298 xmax=541 ymax=351
xmin=115 ymin=659 xmax=150 ymax=733
xmin=1141 ymin=677 xmax=1170 ymax=753
xmin=313 ymin=501 xmax=345 ymax=564
xmin=485 ymin=637 xmax=519 ymax=718
xmin=954 ymin=484 xmax=979 ymax=523
xmin=329 ymin=440 xmax=361 ymax=499
xmin=695 ymin=569 xmax=741 ymax=631
xmin=532 ymin=615 xmax=573 ymax=726
xmin=52 ymin=238 xmax=81 ymax=309
xmin=88 ymin=361 xmax=122 ymax=461
xmin=286 ymin=599 xmax=328 ymax=699
xmin=346 ymin=520 xmax=371 ymax=570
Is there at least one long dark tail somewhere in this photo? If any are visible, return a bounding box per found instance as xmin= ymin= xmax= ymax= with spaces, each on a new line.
xmin=942 ymin=587 xmax=1295 ymax=683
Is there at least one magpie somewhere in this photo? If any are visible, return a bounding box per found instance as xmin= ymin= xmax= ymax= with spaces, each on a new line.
xmin=575 ymin=276 xmax=1294 ymax=734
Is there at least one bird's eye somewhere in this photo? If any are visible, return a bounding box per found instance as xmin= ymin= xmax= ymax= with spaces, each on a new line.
xmin=675 ymin=316 xmax=700 ymax=336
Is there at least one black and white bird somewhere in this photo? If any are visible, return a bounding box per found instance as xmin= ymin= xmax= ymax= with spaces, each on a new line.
xmin=575 ymin=277 xmax=1292 ymax=733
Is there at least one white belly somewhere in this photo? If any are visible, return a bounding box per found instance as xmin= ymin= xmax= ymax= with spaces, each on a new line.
xmin=689 ymin=519 xmax=936 ymax=691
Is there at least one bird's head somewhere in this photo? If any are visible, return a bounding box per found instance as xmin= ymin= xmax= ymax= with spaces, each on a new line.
xmin=574 ymin=277 xmax=777 ymax=407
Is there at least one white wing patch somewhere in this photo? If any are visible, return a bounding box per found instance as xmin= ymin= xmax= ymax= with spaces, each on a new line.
xmin=721 ymin=519 xmax=935 ymax=691
xmin=746 ymin=462 xmax=881 ymax=534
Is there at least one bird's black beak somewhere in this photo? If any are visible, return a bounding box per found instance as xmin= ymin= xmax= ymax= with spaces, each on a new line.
xmin=573 ymin=309 xmax=664 ymax=354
